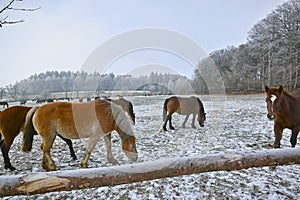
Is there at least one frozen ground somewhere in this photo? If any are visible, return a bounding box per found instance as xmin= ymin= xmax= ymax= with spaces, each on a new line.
xmin=1 ymin=95 xmax=300 ymax=199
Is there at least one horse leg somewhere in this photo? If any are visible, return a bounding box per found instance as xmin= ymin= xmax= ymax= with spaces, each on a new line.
xmin=290 ymin=129 xmax=299 ymax=148
xmin=273 ymin=124 xmax=283 ymax=148
xmin=191 ymin=114 xmax=196 ymax=128
xmin=1 ymin=139 xmax=16 ymax=171
xmin=169 ymin=114 xmax=175 ymax=130
xmin=1 ymin=143 xmax=15 ymax=170
xmin=57 ymin=134 xmax=77 ymax=160
xmin=182 ymin=115 xmax=190 ymax=128
xmin=81 ymin=134 xmax=101 ymax=168
xmin=104 ymin=133 xmax=119 ymax=164
xmin=41 ymin=135 xmax=56 ymax=171
xmin=163 ymin=114 xmax=172 ymax=131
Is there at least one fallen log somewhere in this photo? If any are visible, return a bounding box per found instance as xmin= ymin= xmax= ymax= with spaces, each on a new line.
xmin=0 ymin=147 xmax=300 ymax=197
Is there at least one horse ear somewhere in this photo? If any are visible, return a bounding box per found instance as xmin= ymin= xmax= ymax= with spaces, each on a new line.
xmin=278 ymin=85 xmax=283 ymax=94
xmin=265 ymin=86 xmax=269 ymax=92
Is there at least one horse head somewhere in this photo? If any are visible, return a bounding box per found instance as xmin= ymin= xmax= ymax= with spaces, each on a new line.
xmin=112 ymin=102 xmax=138 ymax=162
xmin=198 ymin=112 xmax=206 ymax=127
xmin=265 ymin=85 xmax=284 ymax=120
xmin=121 ymin=134 xmax=138 ymax=162
xmin=196 ymin=98 xmax=206 ymax=127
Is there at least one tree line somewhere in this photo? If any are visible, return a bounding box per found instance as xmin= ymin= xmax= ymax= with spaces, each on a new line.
xmin=194 ymin=0 xmax=300 ymax=94
xmin=0 ymin=71 xmax=193 ymax=100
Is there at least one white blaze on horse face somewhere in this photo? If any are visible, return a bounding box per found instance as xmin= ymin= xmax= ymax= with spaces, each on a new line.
xmin=270 ymin=94 xmax=277 ymax=113
xmin=270 ymin=94 xmax=277 ymax=102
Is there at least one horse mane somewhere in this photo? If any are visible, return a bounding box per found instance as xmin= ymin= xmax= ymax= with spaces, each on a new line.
xmin=282 ymin=89 xmax=295 ymax=99
xmin=97 ymin=99 xmax=134 ymax=137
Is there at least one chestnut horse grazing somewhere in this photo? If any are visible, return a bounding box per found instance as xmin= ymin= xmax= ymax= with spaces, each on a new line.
xmin=104 ymin=97 xmax=136 ymax=125
xmin=22 ymin=100 xmax=138 ymax=171
xmin=163 ymin=96 xmax=206 ymax=131
xmin=0 ymin=106 xmax=76 ymax=170
xmin=265 ymin=86 xmax=300 ymax=148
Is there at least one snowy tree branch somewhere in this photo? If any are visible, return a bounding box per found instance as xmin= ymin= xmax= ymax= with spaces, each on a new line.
xmin=0 ymin=0 xmax=40 ymax=27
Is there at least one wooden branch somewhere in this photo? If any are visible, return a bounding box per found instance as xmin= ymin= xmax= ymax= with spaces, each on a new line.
xmin=1 ymin=19 xmax=24 ymax=25
xmin=0 ymin=147 xmax=299 ymax=197
xmin=7 ymin=7 xmax=41 ymax=12
xmin=0 ymin=0 xmax=16 ymax=14
xmin=0 ymin=0 xmax=40 ymax=27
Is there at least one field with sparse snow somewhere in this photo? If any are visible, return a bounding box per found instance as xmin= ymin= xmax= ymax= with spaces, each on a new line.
xmin=1 ymin=95 xmax=300 ymax=199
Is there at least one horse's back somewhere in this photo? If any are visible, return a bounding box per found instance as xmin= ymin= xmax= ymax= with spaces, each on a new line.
xmin=33 ymin=101 xmax=111 ymax=139
xmin=0 ymin=106 xmax=32 ymax=133
xmin=290 ymin=89 xmax=300 ymax=123
xmin=166 ymin=96 xmax=180 ymax=113
xmin=33 ymin=101 xmax=75 ymax=137
xmin=176 ymin=96 xmax=199 ymax=115
xmin=292 ymin=89 xmax=300 ymax=100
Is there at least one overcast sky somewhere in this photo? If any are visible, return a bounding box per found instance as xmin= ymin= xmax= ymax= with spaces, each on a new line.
xmin=0 ymin=0 xmax=286 ymax=87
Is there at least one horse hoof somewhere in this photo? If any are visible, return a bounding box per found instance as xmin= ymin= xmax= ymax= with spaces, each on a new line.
xmin=273 ymin=144 xmax=281 ymax=148
xmin=5 ymin=165 xmax=16 ymax=171
xmin=108 ymin=158 xmax=119 ymax=165
xmin=72 ymin=155 xmax=77 ymax=160
xmin=43 ymin=162 xmax=56 ymax=171
xmin=170 ymin=127 xmax=175 ymax=130
xmin=81 ymin=163 xmax=88 ymax=168
xmin=112 ymin=161 xmax=120 ymax=165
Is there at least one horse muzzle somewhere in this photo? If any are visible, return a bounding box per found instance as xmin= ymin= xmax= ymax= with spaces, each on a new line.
xmin=267 ymin=114 xmax=275 ymax=121
xmin=125 ymin=151 xmax=138 ymax=162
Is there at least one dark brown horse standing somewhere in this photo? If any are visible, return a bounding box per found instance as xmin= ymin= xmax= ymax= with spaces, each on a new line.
xmin=265 ymin=85 xmax=300 ymax=148
xmin=163 ymin=96 xmax=206 ymax=131
xmin=0 ymin=106 xmax=76 ymax=171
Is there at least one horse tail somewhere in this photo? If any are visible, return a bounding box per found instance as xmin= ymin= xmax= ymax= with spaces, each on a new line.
xmin=127 ymin=101 xmax=135 ymax=123
xmin=163 ymin=98 xmax=170 ymax=122
xmin=22 ymin=106 xmax=39 ymax=152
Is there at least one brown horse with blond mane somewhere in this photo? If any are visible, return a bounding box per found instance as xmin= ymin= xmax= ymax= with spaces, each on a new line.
xmin=22 ymin=100 xmax=138 ymax=171
xmin=265 ymin=85 xmax=300 ymax=148
xmin=0 ymin=106 xmax=76 ymax=171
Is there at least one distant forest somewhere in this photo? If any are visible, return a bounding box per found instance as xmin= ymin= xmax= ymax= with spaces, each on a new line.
xmin=1 ymin=0 xmax=299 ymax=99
xmin=195 ymin=0 xmax=300 ymax=93
xmin=0 ymin=71 xmax=193 ymax=100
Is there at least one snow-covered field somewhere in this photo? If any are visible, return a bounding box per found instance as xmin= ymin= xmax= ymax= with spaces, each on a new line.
xmin=1 ymin=95 xmax=300 ymax=199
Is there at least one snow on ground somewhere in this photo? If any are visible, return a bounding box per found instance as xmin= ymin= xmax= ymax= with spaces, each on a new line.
xmin=1 ymin=95 xmax=300 ymax=199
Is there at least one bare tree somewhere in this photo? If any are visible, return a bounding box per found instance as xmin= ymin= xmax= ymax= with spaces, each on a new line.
xmin=0 ymin=0 xmax=40 ymax=27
